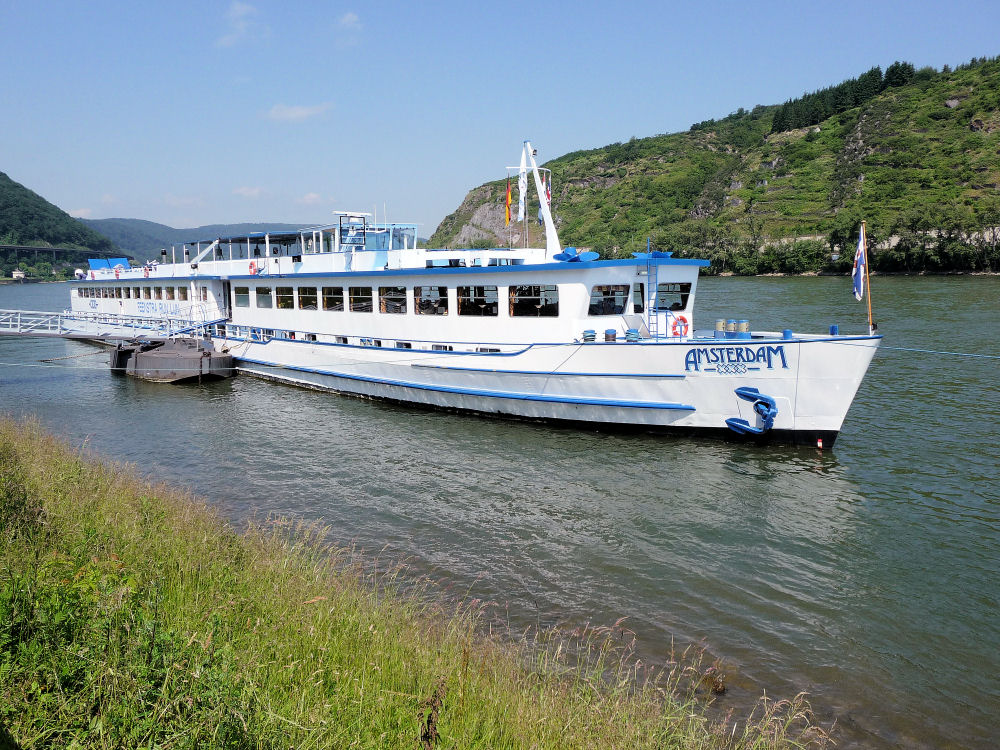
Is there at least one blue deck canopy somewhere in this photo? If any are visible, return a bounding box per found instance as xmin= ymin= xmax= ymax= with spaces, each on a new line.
xmin=88 ymin=258 xmax=111 ymax=270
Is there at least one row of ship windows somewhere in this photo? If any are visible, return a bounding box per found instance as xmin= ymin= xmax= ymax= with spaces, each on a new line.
xmin=76 ymin=286 xmax=210 ymax=302
xmin=233 ymin=283 xmax=691 ymax=317
xmin=212 ymin=323 xmax=497 ymax=352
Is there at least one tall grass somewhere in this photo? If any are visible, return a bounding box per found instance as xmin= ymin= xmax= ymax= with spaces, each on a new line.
xmin=0 ymin=417 xmax=829 ymax=749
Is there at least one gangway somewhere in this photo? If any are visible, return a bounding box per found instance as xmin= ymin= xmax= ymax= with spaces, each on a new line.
xmin=0 ymin=309 xmax=227 ymax=341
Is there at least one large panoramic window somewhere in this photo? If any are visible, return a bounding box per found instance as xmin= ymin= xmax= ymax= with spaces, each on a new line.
xmin=457 ymin=286 xmax=498 ymax=316
xmin=349 ymin=287 xmax=373 ymax=312
xmin=153 ymin=287 xmax=162 ymax=300
xmin=165 ymin=287 xmax=175 ymax=300
xmin=142 ymin=287 xmax=151 ymax=299
xmin=588 ymin=284 xmax=630 ymax=315
xmin=256 ymin=287 xmax=273 ymax=308
xmin=322 ymin=286 xmax=344 ymax=311
xmin=275 ymin=287 xmax=294 ymax=309
xmin=234 ymin=287 xmax=250 ymax=308
xmin=414 ymin=286 xmax=448 ymax=315
xmin=510 ymin=285 xmax=559 ymax=317
xmin=177 ymin=287 xmax=188 ymax=301
xmin=654 ymin=282 xmax=691 ymax=311
xmin=378 ymin=286 xmax=407 ymax=314
xmin=298 ymin=287 xmax=318 ymax=310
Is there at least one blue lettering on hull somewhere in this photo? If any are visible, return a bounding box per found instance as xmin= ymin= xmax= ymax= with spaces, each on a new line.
xmin=684 ymin=345 xmax=789 ymax=373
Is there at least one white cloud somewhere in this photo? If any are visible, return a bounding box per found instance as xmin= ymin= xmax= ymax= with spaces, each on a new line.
xmin=338 ymin=12 xmax=361 ymax=31
xmin=100 ymin=194 xmax=116 ymax=205
xmin=217 ymin=1 xmax=262 ymax=48
xmin=234 ymin=186 xmax=263 ymax=198
xmin=69 ymin=208 xmax=92 ymax=218
xmin=297 ymin=192 xmax=327 ymax=206
xmin=266 ymin=102 xmax=332 ymax=122
xmin=335 ymin=11 xmax=362 ymax=47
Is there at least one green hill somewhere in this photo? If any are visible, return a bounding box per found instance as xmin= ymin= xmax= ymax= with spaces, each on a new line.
xmin=0 ymin=172 xmax=115 ymax=254
xmin=82 ymin=218 xmax=304 ymax=258
xmin=430 ymin=57 xmax=1000 ymax=274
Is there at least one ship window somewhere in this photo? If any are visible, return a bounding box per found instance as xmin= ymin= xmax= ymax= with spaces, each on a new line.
xmin=588 ymin=284 xmax=630 ymax=315
xmin=510 ymin=285 xmax=559 ymax=317
xmin=322 ymin=286 xmax=344 ymax=311
xmin=142 ymin=287 xmax=151 ymax=299
xmin=298 ymin=287 xmax=318 ymax=310
xmin=477 ymin=347 xmax=501 ymax=353
xmin=234 ymin=287 xmax=250 ymax=307
xmin=432 ymin=344 xmax=453 ymax=351
xmin=256 ymin=287 xmax=273 ymax=308
xmin=305 ymin=333 xmax=317 ymax=342
xmin=633 ymin=283 xmax=644 ymax=313
xmin=457 ymin=286 xmax=498 ymax=316
xmin=121 ymin=287 xmax=129 ymax=299
xmin=378 ymin=286 xmax=407 ymax=314
xmin=200 ymin=286 xmax=208 ymax=302
xmin=414 ymin=286 xmax=448 ymax=315
xmin=154 ymin=287 xmax=162 ymax=300
xmin=395 ymin=341 xmax=412 ymax=349
xmin=177 ymin=287 xmax=188 ymax=301
xmin=335 ymin=336 xmax=348 ymax=344
xmin=117 ymin=287 xmax=125 ymax=299
xmin=133 ymin=286 xmax=140 ymax=299
xmin=349 ymin=287 xmax=373 ymax=312
xmin=165 ymin=287 xmax=175 ymax=300
xmin=276 ymin=287 xmax=294 ymax=309
xmin=654 ymin=282 xmax=691 ymax=311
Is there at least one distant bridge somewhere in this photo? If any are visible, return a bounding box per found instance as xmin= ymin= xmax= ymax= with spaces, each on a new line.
xmin=0 ymin=244 xmax=119 ymax=262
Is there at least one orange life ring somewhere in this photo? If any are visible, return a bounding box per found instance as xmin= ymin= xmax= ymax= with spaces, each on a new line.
xmin=249 ymin=261 xmax=257 ymax=275
xmin=670 ymin=314 xmax=689 ymax=337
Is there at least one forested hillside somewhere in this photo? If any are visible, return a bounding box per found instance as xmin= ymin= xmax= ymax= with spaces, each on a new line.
xmin=431 ymin=57 xmax=1000 ymax=274
xmin=0 ymin=172 xmax=115 ymax=253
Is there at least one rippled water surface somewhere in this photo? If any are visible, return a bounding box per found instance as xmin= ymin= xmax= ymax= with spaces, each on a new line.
xmin=1 ymin=277 xmax=998 ymax=748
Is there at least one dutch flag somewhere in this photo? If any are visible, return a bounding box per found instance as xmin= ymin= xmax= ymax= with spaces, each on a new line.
xmin=852 ymin=224 xmax=866 ymax=301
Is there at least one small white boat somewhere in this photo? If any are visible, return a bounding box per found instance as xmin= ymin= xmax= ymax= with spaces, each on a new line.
xmin=67 ymin=142 xmax=879 ymax=447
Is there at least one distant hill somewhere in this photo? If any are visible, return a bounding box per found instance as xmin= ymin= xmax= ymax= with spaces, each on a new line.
xmin=82 ymin=218 xmax=304 ymax=258
xmin=0 ymin=172 xmax=115 ymax=253
xmin=431 ymin=56 xmax=1000 ymax=274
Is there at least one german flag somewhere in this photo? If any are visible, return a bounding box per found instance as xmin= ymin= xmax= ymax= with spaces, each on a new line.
xmin=505 ymin=175 xmax=512 ymax=226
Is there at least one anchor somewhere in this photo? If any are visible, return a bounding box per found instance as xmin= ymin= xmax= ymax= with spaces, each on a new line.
xmin=725 ymin=386 xmax=778 ymax=436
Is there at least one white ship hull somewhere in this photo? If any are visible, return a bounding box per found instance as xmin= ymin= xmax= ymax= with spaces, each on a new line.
xmin=221 ymin=332 xmax=877 ymax=446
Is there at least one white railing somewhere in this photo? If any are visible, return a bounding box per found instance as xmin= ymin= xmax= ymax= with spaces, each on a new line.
xmin=0 ymin=309 xmax=226 ymax=340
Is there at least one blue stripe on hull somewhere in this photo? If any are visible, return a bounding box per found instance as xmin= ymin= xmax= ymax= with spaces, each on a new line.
xmin=236 ymin=357 xmax=696 ymax=411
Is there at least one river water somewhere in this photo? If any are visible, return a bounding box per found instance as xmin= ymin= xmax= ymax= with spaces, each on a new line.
xmin=1 ymin=277 xmax=997 ymax=749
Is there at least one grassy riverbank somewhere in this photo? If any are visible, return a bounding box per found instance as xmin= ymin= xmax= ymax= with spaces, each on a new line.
xmin=0 ymin=418 xmax=828 ymax=749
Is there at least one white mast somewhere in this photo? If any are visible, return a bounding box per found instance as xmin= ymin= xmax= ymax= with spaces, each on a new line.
xmin=524 ymin=141 xmax=561 ymax=259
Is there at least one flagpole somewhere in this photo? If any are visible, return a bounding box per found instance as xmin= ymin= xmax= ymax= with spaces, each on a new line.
xmin=862 ymin=220 xmax=874 ymax=335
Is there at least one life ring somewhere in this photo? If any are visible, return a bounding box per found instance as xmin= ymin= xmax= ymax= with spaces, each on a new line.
xmin=249 ymin=261 xmax=257 ymax=275
xmin=670 ymin=314 xmax=690 ymax=337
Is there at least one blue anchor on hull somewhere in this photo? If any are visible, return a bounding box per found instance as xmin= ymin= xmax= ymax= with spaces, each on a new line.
xmin=725 ymin=387 xmax=778 ymax=435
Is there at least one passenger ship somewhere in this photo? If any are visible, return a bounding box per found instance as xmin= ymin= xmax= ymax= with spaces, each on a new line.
xmin=69 ymin=143 xmax=880 ymax=447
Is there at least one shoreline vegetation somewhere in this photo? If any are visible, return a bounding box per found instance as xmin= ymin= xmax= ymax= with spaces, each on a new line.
xmin=0 ymin=418 xmax=830 ymax=749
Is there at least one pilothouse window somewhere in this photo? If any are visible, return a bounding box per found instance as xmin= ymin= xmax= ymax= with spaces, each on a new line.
xmin=654 ymin=283 xmax=691 ymax=311
xmin=276 ymin=287 xmax=294 ymax=309
xmin=510 ymin=285 xmax=559 ymax=317
xmin=588 ymin=285 xmax=630 ymax=315
xmin=234 ymin=287 xmax=250 ymax=308
xmin=256 ymin=287 xmax=273 ymax=308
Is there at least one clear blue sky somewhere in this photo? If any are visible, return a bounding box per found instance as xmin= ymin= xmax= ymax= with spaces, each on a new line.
xmin=2 ymin=0 xmax=998 ymax=234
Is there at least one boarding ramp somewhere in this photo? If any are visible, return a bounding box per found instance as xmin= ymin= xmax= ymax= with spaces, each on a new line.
xmin=0 ymin=309 xmax=227 ymax=342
